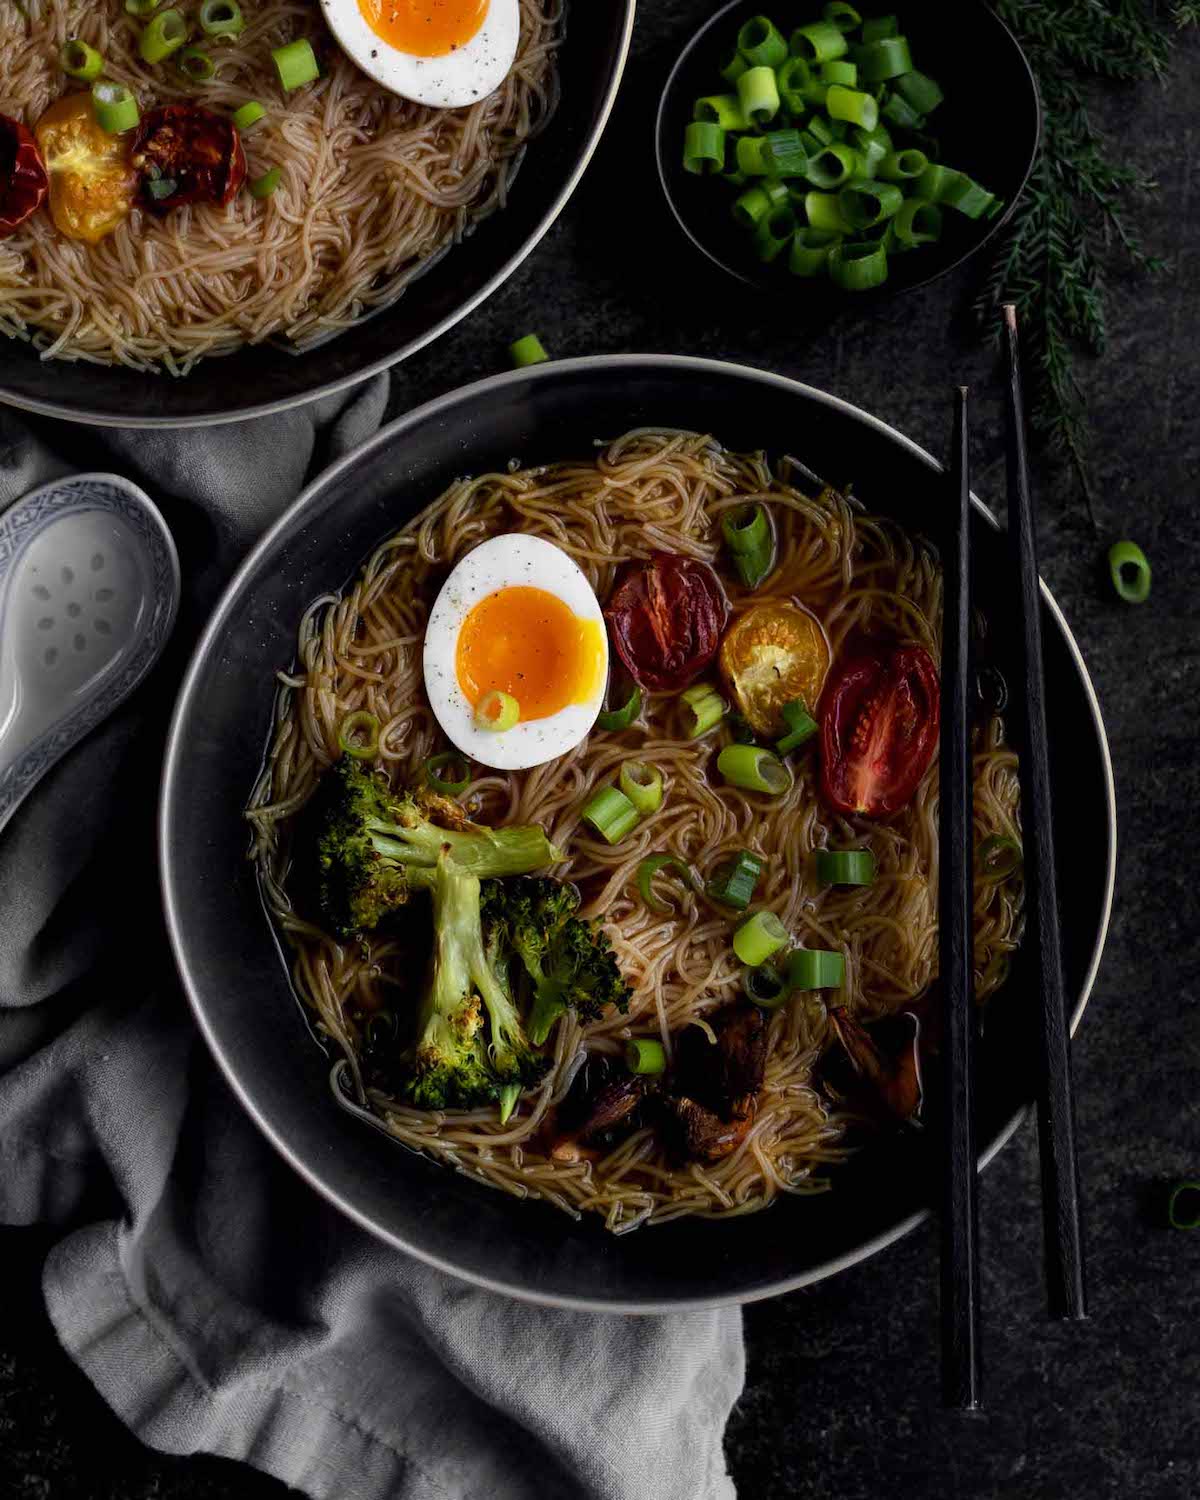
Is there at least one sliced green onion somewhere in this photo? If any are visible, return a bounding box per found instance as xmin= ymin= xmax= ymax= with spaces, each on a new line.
xmin=822 ymin=1 xmax=862 ymax=32
xmin=597 ymin=684 xmax=641 ymax=731
xmin=232 ymin=100 xmax=265 ymax=131
xmin=825 ymin=82 xmax=877 ymax=131
xmin=816 ymin=848 xmax=876 ymax=887
xmin=247 ymin=165 xmax=281 ymax=198
xmin=720 ymin=49 xmax=749 ymax=84
xmin=733 ymin=184 xmax=773 ymax=229
xmin=852 ymin=35 xmax=912 ymax=81
xmin=199 ymin=0 xmax=245 ymax=35
xmin=621 ymin=761 xmax=664 ymax=816
xmin=1108 ymin=539 xmax=1151 ymax=603
xmin=694 ymin=93 xmax=748 ymax=131
xmin=1167 ymin=1180 xmax=1200 ymax=1230
xmin=337 ymin=710 xmax=380 ymax=760
xmin=754 ymin=204 xmax=798 ymax=262
xmin=707 ymin=850 xmax=765 ymax=910
xmin=733 ymin=909 xmax=789 ymax=966
xmin=91 ymin=80 xmax=140 ymax=133
xmin=473 ymin=688 xmax=519 ymax=732
xmin=626 ymin=1037 xmax=667 ymax=1075
xmin=804 ymin=189 xmax=851 ymax=233
xmin=722 ymin=502 xmax=775 ymax=588
xmin=790 ymin=19 xmax=848 ymax=64
xmin=804 ymin=144 xmax=858 ymax=190
xmin=636 ymin=854 xmax=694 ymax=915
xmin=737 ymin=15 xmax=788 ymax=68
xmin=735 ymin=135 xmax=770 ymax=177
xmin=807 ymin=115 xmax=834 ymax=147
xmin=683 ymin=119 xmax=725 ymax=175
xmin=861 ymin=14 xmax=899 ymax=42
xmin=800 ymin=79 xmax=830 ymax=111
xmin=894 ymin=69 xmax=944 ymax=115
xmin=146 ymin=177 xmax=177 ymax=200
xmin=124 ymin=0 xmax=161 ymax=14
xmin=838 ymin=177 xmax=903 ymax=228
xmin=877 ymin=147 xmax=927 ymax=180
xmin=721 ymin=168 xmax=749 ymax=188
xmin=913 ymin=163 xmax=958 ymax=202
xmin=582 ymin=785 xmax=639 ymax=844
xmin=736 ymin=64 xmax=781 ymax=126
xmin=880 ymin=90 xmax=923 ymax=130
xmin=681 ymin=683 xmax=728 ymax=738
xmin=977 ymin=834 xmax=1023 ymax=882
xmin=788 ymin=226 xmax=840 ymax=276
xmin=140 ymin=7 xmax=188 ymax=63
xmin=509 ymin=333 xmax=549 ymax=367
xmin=940 ymin=170 xmax=999 ymax=219
xmin=424 ymin=751 xmax=470 ymax=797
xmin=498 ymin=1083 xmax=521 ymax=1124
xmin=762 ymin=128 xmax=808 ymax=178
xmin=775 ymin=698 xmax=818 ymax=754
xmin=742 ymin=961 xmax=789 ymax=1007
xmin=775 ymin=55 xmax=812 ymax=115
xmin=821 ymin=59 xmax=857 ymax=87
xmin=61 ymin=39 xmax=103 ymax=80
xmin=891 ymin=197 xmax=941 ymax=248
xmin=717 ymin=744 xmax=792 ymax=796
xmin=786 ymin=947 xmax=845 ymax=989
xmin=828 ymin=239 xmax=888 ymax=290
xmin=762 ymin=178 xmax=790 ymax=209
xmin=178 ymin=45 xmax=215 ymax=81
xmin=273 ymin=37 xmax=319 ymax=92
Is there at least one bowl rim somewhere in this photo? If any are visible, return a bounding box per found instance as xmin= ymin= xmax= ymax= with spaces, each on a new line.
xmin=160 ymin=353 xmax=1116 ymax=1312
xmin=653 ymin=0 xmax=1043 ymax=300
xmin=0 ymin=2 xmax=637 ymax=431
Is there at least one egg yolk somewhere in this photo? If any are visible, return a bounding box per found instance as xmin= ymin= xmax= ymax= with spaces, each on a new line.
xmin=456 ymin=587 xmax=604 ymax=723
xmin=357 ymin=0 xmax=489 ymax=57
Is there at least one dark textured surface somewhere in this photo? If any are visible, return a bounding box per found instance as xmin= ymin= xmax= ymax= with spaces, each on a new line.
xmin=2 ymin=3 xmax=1198 ymax=1496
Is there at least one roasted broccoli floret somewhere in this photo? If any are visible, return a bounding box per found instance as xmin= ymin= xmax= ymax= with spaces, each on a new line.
xmin=406 ymin=855 xmax=549 ymax=1109
xmin=484 ymin=877 xmax=632 ymax=1045
xmin=307 ymin=758 xmax=561 ymax=938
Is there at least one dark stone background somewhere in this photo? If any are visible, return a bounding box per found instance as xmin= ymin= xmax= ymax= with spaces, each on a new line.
xmin=2 ymin=4 xmax=1197 ymax=1496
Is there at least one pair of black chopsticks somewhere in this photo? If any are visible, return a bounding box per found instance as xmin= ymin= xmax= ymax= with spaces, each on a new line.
xmin=938 ymin=306 xmax=1087 ymax=1412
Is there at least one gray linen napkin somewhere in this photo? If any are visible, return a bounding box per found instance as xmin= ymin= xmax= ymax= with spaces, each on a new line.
xmin=0 ymin=388 xmax=744 ymax=1500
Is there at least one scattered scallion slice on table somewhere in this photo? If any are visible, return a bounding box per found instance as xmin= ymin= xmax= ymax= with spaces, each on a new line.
xmin=1167 ymin=1181 xmax=1200 ymax=1231
xmin=509 ymin=333 xmax=549 ymax=367
xmin=1108 ymin=540 xmax=1151 ymax=603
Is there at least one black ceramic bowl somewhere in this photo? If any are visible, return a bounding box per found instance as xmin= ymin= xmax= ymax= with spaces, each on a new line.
xmin=161 ymin=355 xmax=1114 ymax=1311
xmin=0 ymin=4 xmax=634 ymax=429
xmin=655 ymin=0 xmax=1040 ymax=298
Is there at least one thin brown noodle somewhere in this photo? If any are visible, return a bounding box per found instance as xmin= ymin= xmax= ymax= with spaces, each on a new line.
xmin=0 ymin=0 xmax=559 ymax=373
xmin=248 ymin=430 xmax=1024 ymax=1233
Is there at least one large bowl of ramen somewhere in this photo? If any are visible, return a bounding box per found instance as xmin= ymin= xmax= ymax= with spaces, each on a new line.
xmin=161 ymin=355 xmax=1115 ymax=1309
xmin=0 ymin=0 xmax=633 ymax=427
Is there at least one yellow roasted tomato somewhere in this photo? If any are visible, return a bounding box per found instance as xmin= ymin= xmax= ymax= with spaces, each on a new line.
xmin=719 ymin=600 xmax=832 ymax=736
xmin=35 ymin=93 xmax=136 ymax=245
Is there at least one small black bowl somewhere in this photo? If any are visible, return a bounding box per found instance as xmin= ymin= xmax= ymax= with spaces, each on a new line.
xmin=655 ymin=0 xmax=1040 ymax=299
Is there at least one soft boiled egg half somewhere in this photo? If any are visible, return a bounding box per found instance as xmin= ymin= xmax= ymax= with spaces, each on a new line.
xmin=423 ymin=534 xmax=609 ymax=771
xmin=325 ymin=0 xmax=520 ymax=109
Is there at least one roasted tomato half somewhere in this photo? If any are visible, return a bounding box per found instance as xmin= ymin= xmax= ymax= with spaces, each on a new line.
xmin=604 ymin=552 xmax=728 ymax=693
xmin=34 ymin=94 xmax=136 ymax=245
xmin=131 ymin=105 xmax=246 ymax=213
xmin=818 ymin=644 xmax=940 ymax=817
xmin=0 ymin=112 xmax=49 ymax=238
xmin=719 ymin=600 xmax=831 ymax=736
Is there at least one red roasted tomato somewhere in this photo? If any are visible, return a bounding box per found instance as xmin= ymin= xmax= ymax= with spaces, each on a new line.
xmin=131 ymin=105 xmax=246 ymax=213
xmin=0 ymin=112 xmax=49 ymax=238
xmin=818 ymin=644 xmax=940 ymax=817
xmin=604 ymin=552 xmax=729 ymax=692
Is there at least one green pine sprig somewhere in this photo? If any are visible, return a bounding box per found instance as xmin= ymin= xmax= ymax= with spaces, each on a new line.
xmin=975 ymin=2 xmax=1196 ymax=511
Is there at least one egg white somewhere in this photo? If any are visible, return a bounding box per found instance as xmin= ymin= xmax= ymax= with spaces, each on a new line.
xmin=323 ymin=0 xmax=520 ymax=109
xmin=423 ymin=534 xmax=609 ymax=772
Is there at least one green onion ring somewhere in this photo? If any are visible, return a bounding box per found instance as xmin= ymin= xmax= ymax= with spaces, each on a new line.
xmin=1108 ymin=540 xmax=1151 ymax=603
xmin=706 ymin=849 xmax=764 ymax=910
xmin=742 ymin=961 xmax=789 ymax=1007
xmin=717 ymin=744 xmax=792 ymax=796
xmin=61 ymin=39 xmax=104 ymax=80
xmin=733 ymin=909 xmax=789 ymax=966
xmin=1167 ymin=1180 xmax=1200 ymax=1230
xmin=620 ymin=761 xmax=664 ymax=816
xmin=625 ymin=1038 xmax=667 ymax=1075
xmin=597 ymin=683 xmax=641 ymax=732
xmin=637 ymin=853 xmax=695 ymax=915
xmin=815 ymin=848 xmax=876 ymax=887
xmin=338 ymin=712 xmax=381 ymax=761
xmin=424 ymin=751 xmax=470 ymax=797
xmin=581 ymin=785 xmax=639 ymax=844
xmin=786 ymin=947 xmax=845 ymax=990
xmin=91 ymin=80 xmax=140 ymax=133
xmin=199 ymin=0 xmax=245 ymax=35
xmin=977 ymin=834 xmax=1023 ymax=882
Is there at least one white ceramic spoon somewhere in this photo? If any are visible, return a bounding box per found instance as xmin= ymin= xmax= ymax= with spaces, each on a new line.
xmin=0 ymin=472 xmax=179 ymax=834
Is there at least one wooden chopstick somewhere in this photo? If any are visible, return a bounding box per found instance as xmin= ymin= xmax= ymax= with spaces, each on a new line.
xmin=940 ymin=386 xmax=982 ymax=1410
xmin=1000 ymin=303 xmax=1088 ymax=1321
